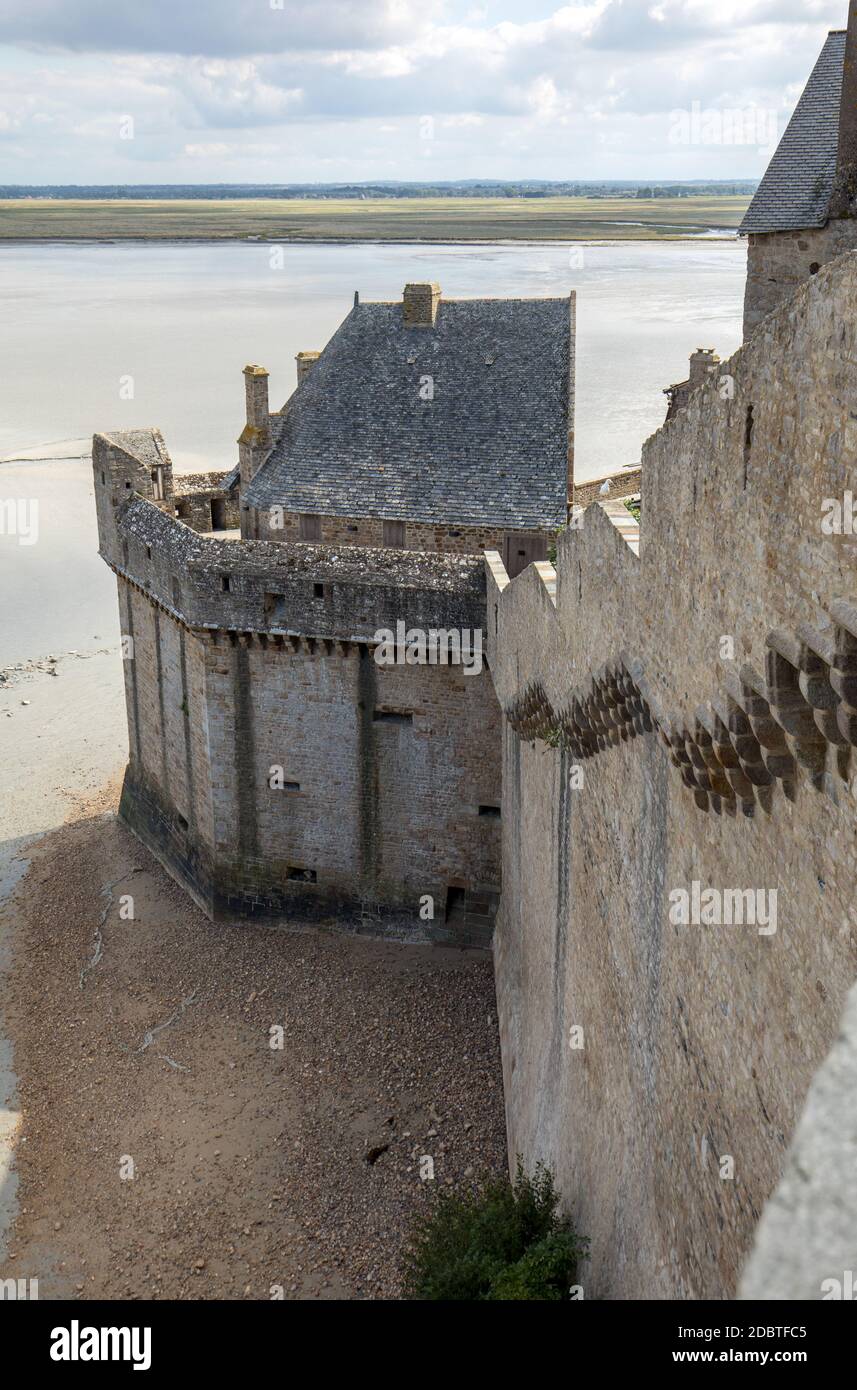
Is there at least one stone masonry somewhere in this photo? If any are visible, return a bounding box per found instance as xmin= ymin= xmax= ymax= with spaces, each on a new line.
xmin=485 ymin=250 xmax=857 ymax=1298
xmin=93 ymin=433 xmax=501 ymax=944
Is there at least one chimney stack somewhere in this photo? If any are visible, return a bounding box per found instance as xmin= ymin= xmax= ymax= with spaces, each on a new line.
xmin=296 ymin=351 xmax=320 ymax=386
xmin=403 ymin=283 xmax=441 ymax=327
xmin=830 ymin=1 xmax=857 ymax=216
xmin=688 ymin=347 xmax=720 ymax=388
xmin=238 ymin=364 xmax=272 ymax=488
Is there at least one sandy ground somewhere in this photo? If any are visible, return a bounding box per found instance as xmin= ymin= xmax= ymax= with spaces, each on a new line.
xmin=0 ymin=451 xmax=507 ymax=1300
xmin=0 ymin=781 xmax=507 ymax=1300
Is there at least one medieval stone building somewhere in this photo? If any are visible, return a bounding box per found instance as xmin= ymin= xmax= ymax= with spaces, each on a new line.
xmin=234 ymin=282 xmax=574 ymax=579
xmin=741 ymin=4 xmax=857 ymax=336
xmin=93 ymin=13 xmax=857 ymax=1301
xmin=92 ymin=279 xmax=576 ymax=947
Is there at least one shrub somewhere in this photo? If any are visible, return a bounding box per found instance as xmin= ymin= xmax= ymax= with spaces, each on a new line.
xmin=404 ymin=1161 xmax=587 ymax=1301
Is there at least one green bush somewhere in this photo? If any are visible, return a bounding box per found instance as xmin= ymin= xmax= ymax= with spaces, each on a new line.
xmin=404 ymin=1161 xmax=587 ymax=1301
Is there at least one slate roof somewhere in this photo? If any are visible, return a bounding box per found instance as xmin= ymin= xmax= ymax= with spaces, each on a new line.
xmin=242 ymin=293 xmax=572 ymax=530
xmin=740 ymin=30 xmax=846 ymax=235
xmin=101 ymin=428 xmax=171 ymax=470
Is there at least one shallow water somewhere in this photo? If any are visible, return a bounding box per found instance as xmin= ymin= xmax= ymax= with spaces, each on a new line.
xmin=0 ymin=239 xmax=745 ymax=478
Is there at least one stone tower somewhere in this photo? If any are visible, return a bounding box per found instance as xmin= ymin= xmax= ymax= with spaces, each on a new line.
xmin=740 ymin=3 xmax=857 ymax=337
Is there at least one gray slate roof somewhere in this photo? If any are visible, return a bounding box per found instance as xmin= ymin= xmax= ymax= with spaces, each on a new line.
xmin=243 ymin=295 xmax=572 ymax=530
xmin=101 ymin=427 xmax=171 ymax=470
xmin=740 ymin=30 xmax=846 ymax=235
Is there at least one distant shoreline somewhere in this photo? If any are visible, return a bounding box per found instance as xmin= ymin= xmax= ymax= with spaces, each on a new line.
xmin=0 ymin=233 xmax=740 ymax=247
xmin=0 ymin=194 xmax=749 ymax=245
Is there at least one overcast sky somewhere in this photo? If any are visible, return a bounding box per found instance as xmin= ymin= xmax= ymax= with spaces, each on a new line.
xmin=0 ymin=0 xmax=846 ymax=183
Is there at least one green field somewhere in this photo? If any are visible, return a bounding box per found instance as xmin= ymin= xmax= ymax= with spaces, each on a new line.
xmin=0 ymin=195 xmax=750 ymax=243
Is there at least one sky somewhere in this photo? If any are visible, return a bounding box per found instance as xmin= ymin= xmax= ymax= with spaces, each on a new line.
xmin=0 ymin=0 xmax=847 ymax=184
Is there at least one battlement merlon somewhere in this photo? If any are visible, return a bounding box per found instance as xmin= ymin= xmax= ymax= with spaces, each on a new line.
xmin=97 ymin=488 xmax=489 ymax=646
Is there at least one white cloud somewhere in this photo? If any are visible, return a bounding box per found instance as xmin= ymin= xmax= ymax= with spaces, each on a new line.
xmin=0 ymin=0 xmax=848 ymax=179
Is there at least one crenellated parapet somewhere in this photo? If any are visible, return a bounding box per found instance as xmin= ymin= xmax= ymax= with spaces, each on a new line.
xmin=489 ymin=249 xmax=857 ymax=821
xmin=489 ymin=245 xmax=857 ymax=1301
xmin=502 ymin=597 xmax=857 ymax=818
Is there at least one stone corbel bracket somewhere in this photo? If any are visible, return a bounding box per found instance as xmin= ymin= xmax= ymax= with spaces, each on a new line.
xmin=504 ymin=599 xmax=857 ymax=816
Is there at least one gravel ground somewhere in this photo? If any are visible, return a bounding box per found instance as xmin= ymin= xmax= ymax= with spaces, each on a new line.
xmin=0 ymin=783 xmax=507 ymax=1300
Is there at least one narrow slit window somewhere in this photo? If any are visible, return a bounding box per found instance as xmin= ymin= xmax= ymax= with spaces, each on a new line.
xmin=373 ymin=710 xmax=413 ymax=725
xmin=743 ymin=404 xmax=754 ymax=489
xmin=445 ymin=886 xmax=466 ymax=922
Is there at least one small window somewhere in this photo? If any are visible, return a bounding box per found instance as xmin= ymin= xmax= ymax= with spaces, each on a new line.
xmin=448 ymin=530 xmax=462 ymax=538
xmin=373 ymin=710 xmax=413 ymax=725
xmin=287 ymin=866 xmax=317 ymax=883
xmin=221 ymin=574 xmax=231 ymax=592
xmin=313 ymin=582 xmax=325 ymax=599
xmin=347 ymin=524 xmax=359 ymax=532
xmin=478 ymin=805 xmax=501 ymax=819
xmin=383 ymin=519 xmax=405 ymax=548
xmin=146 ymin=545 xmax=152 ymax=559
xmin=299 ymin=513 xmax=321 ymax=542
xmin=283 ymin=781 xmax=301 ymax=792
xmin=264 ymin=592 xmax=286 ymax=619
xmin=176 ymin=813 xmax=188 ymax=833
xmin=809 ymin=261 xmax=820 ymax=275
xmin=445 ymin=886 xmax=466 ymax=923
xmin=101 ymin=471 xmax=106 ymax=485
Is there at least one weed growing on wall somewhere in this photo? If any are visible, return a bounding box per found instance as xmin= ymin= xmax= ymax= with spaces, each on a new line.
xmin=403 ymin=1160 xmax=588 ymax=1300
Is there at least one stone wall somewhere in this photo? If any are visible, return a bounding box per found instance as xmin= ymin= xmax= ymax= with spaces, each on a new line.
xmin=572 ymin=468 xmax=641 ymax=509
xmin=487 ymin=250 xmax=857 ymax=1298
xmin=739 ymin=977 xmax=857 ymax=1300
xmin=743 ymin=219 xmax=857 ymax=338
xmin=244 ymin=503 xmax=553 ymax=564
xmin=92 ymin=436 xmax=502 ymax=942
xmin=173 ymin=471 xmax=240 ymax=533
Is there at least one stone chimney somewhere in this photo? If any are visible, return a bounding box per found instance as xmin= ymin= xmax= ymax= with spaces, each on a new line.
xmin=830 ymin=1 xmax=857 ymax=217
xmin=238 ymin=364 xmax=272 ymax=487
xmin=663 ymin=348 xmax=721 ymax=422
xmin=296 ymin=351 xmax=320 ymax=386
xmin=688 ymin=348 xmax=720 ymax=388
xmin=403 ymin=283 xmax=441 ymax=327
